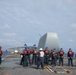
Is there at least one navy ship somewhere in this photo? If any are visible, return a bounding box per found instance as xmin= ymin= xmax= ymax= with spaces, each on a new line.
xmin=0 ymin=33 xmax=76 ymax=75
xmin=0 ymin=53 xmax=76 ymax=75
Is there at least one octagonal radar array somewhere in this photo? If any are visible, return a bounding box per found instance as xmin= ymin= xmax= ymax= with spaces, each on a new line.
xmin=38 ymin=32 xmax=59 ymax=51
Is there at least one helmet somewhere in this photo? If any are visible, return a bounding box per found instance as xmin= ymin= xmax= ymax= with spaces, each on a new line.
xmin=34 ymin=46 xmax=37 ymax=49
xmin=69 ymin=48 xmax=71 ymax=50
xmin=60 ymin=48 xmax=63 ymax=50
xmin=39 ymin=48 xmax=43 ymax=50
xmin=35 ymin=47 xmax=37 ymax=49
xmin=53 ymin=48 xmax=56 ymax=50
xmin=24 ymin=48 xmax=27 ymax=50
xmin=45 ymin=46 xmax=48 ymax=49
xmin=28 ymin=46 xmax=30 ymax=49
xmin=24 ymin=46 xmax=28 ymax=50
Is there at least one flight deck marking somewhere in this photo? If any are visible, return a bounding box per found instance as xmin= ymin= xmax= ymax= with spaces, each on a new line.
xmin=64 ymin=68 xmax=72 ymax=74
xmin=44 ymin=66 xmax=52 ymax=72
xmin=44 ymin=66 xmax=53 ymax=73
xmin=45 ymin=66 xmax=72 ymax=74
xmin=0 ymin=72 xmax=12 ymax=75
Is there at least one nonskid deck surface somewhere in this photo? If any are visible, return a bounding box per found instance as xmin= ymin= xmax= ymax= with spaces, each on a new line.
xmin=0 ymin=57 xmax=76 ymax=75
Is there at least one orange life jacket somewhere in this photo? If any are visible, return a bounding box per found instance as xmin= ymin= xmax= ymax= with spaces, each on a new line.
xmin=0 ymin=50 xmax=2 ymax=55
xmin=68 ymin=50 xmax=73 ymax=55
xmin=27 ymin=50 xmax=31 ymax=54
xmin=60 ymin=50 xmax=64 ymax=55
xmin=34 ymin=50 xmax=38 ymax=54
xmin=23 ymin=50 xmax=27 ymax=56
xmin=52 ymin=50 xmax=56 ymax=55
xmin=45 ymin=50 xmax=49 ymax=54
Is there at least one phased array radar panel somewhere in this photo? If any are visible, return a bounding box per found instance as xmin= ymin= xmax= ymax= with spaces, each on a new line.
xmin=38 ymin=32 xmax=59 ymax=51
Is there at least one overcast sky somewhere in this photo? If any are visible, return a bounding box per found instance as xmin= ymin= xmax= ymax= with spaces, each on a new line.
xmin=0 ymin=0 xmax=76 ymax=52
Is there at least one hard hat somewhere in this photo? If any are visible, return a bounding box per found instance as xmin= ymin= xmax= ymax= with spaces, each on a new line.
xmin=24 ymin=46 xmax=28 ymax=50
xmin=34 ymin=46 xmax=37 ymax=49
xmin=39 ymin=48 xmax=43 ymax=50
xmin=24 ymin=48 xmax=27 ymax=50
xmin=69 ymin=48 xmax=71 ymax=50
xmin=45 ymin=46 xmax=48 ymax=49
xmin=33 ymin=44 xmax=36 ymax=47
xmin=53 ymin=48 xmax=56 ymax=50
xmin=60 ymin=48 xmax=63 ymax=50
xmin=28 ymin=46 xmax=30 ymax=49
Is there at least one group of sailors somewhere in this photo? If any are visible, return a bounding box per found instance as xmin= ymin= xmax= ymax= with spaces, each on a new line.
xmin=20 ymin=46 xmax=75 ymax=69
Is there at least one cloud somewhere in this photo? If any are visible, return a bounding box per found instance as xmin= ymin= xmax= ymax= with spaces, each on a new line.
xmin=0 ymin=39 xmax=3 ymax=43
xmin=68 ymin=39 xmax=74 ymax=42
xmin=5 ymin=39 xmax=24 ymax=47
xmin=6 ymin=39 xmax=16 ymax=42
xmin=69 ymin=24 xmax=76 ymax=35
xmin=0 ymin=38 xmax=23 ymax=47
xmin=3 ymin=33 xmax=16 ymax=37
xmin=0 ymin=24 xmax=10 ymax=29
xmin=5 ymin=24 xmax=10 ymax=28
xmin=70 ymin=24 xmax=76 ymax=29
xmin=67 ymin=0 xmax=76 ymax=4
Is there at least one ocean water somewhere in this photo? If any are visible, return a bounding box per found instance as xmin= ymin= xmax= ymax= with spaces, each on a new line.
xmin=2 ymin=51 xmax=11 ymax=58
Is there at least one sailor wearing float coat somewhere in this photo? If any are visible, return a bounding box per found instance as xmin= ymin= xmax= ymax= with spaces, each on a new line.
xmin=37 ymin=48 xmax=44 ymax=69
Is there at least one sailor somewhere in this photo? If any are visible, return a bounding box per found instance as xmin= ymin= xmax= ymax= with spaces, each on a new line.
xmin=75 ymin=53 xmax=76 ymax=57
xmin=51 ymin=48 xmax=57 ymax=66
xmin=37 ymin=48 xmax=44 ymax=69
xmin=67 ymin=48 xmax=74 ymax=66
xmin=26 ymin=46 xmax=31 ymax=65
xmin=30 ymin=48 xmax=33 ymax=65
xmin=58 ymin=48 xmax=64 ymax=66
xmin=44 ymin=46 xmax=50 ymax=65
xmin=0 ymin=46 xmax=2 ymax=65
xmin=20 ymin=47 xmax=27 ymax=65
xmin=32 ymin=47 xmax=38 ymax=65
xmin=20 ymin=52 xmax=24 ymax=65
xmin=23 ymin=49 xmax=28 ymax=67
xmin=75 ymin=53 xmax=76 ymax=67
